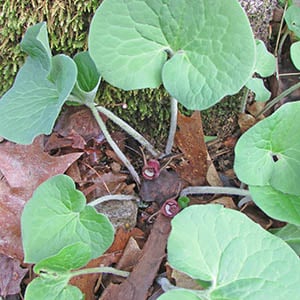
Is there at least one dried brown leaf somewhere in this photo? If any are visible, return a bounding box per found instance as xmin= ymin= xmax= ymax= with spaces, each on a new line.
xmin=0 ymin=136 xmax=82 ymax=259
xmin=100 ymin=214 xmax=171 ymax=300
xmin=0 ymin=253 xmax=28 ymax=297
xmin=54 ymin=106 xmax=105 ymax=142
xmin=140 ymin=170 xmax=183 ymax=206
xmin=174 ymin=111 xmax=207 ymax=186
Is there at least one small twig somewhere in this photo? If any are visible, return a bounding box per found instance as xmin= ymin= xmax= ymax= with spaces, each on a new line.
xmin=87 ymin=103 xmax=141 ymax=185
xmin=164 ymin=97 xmax=178 ymax=155
xmin=96 ymin=106 xmax=159 ymax=157
xmin=88 ymin=194 xmax=140 ymax=207
xmin=278 ymin=72 xmax=300 ymax=77
xmin=274 ymin=1 xmax=288 ymax=57
xmin=277 ymin=29 xmax=289 ymax=63
xmin=274 ymin=1 xmax=288 ymax=80
xmin=180 ymin=186 xmax=250 ymax=197
xmin=80 ymin=161 xmax=111 ymax=194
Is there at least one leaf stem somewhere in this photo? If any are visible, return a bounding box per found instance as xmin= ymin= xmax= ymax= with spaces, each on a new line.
xmin=157 ymin=277 xmax=210 ymax=299
xmin=96 ymin=106 xmax=159 ymax=157
xmin=71 ymin=266 xmax=130 ymax=278
xmin=88 ymin=194 xmax=140 ymax=207
xmin=255 ymin=81 xmax=300 ymax=118
xmin=87 ymin=103 xmax=141 ymax=185
xmin=180 ymin=186 xmax=250 ymax=197
xmin=240 ymin=88 xmax=250 ymax=113
xmin=164 ymin=97 xmax=178 ymax=155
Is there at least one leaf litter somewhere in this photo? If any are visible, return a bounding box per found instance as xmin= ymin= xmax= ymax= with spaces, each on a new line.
xmin=0 ymin=89 xmax=283 ymax=298
xmin=0 ymin=105 xmax=247 ymax=299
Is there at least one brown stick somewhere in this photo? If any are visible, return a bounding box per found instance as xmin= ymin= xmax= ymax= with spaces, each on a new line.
xmin=100 ymin=213 xmax=171 ymax=300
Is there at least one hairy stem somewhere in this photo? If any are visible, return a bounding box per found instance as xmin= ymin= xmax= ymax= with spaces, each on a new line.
xmin=157 ymin=277 xmax=210 ymax=299
xmin=71 ymin=266 xmax=130 ymax=278
xmin=181 ymin=186 xmax=250 ymax=197
xmin=88 ymin=194 xmax=140 ymax=207
xmin=240 ymin=88 xmax=249 ymax=113
xmin=165 ymin=97 xmax=178 ymax=155
xmin=87 ymin=103 xmax=141 ymax=185
xmin=96 ymin=106 xmax=159 ymax=157
xmin=255 ymin=81 xmax=300 ymax=118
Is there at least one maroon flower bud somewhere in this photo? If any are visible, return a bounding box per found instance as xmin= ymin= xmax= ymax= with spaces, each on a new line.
xmin=142 ymin=159 xmax=160 ymax=180
xmin=161 ymin=199 xmax=180 ymax=217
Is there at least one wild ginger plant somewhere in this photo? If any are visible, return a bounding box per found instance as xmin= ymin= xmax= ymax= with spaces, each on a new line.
xmin=1 ymin=0 xmax=300 ymax=299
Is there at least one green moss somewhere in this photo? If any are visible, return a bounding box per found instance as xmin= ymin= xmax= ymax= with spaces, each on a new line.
xmin=96 ymin=84 xmax=171 ymax=144
xmin=0 ymin=0 xmax=100 ymax=96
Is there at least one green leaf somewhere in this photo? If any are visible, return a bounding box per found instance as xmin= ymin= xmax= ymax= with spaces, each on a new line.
xmin=245 ymin=77 xmax=271 ymax=102
xmin=167 ymin=205 xmax=300 ymax=299
xmin=178 ymin=196 xmax=190 ymax=209
xmin=70 ymin=51 xmax=101 ymax=104
xmin=158 ymin=289 xmax=200 ymax=300
xmin=249 ymin=185 xmax=300 ymax=226
xmin=25 ymin=276 xmax=83 ymax=300
xmin=234 ymin=101 xmax=300 ymax=196
xmin=34 ymin=242 xmax=91 ymax=273
xmin=291 ymin=41 xmax=300 ymax=70
xmin=20 ymin=22 xmax=51 ymax=71
xmin=254 ymin=40 xmax=276 ymax=77
xmin=89 ymin=0 xmax=255 ymax=110
xmin=285 ymin=5 xmax=300 ymax=37
xmin=21 ymin=174 xmax=114 ymax=263
xmin=270 ymin=224 xmax=300 ymax=255
xmin=0 ymin=23 xmax=77 ymax=144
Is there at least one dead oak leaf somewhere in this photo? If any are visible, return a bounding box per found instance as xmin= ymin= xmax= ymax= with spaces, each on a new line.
xmin=174 ymin=111 xmax=207 ymax=186
xmin=0 ymin=253 xmax=28 ymax=297
xmin=0 ymin=136 xmax=82 ymax=191
xmin=0 ymin=136 xmax=82 ymax=260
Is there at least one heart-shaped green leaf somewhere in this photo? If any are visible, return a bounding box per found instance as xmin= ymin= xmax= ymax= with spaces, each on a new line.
xmin=234 ymin=101 xmax=300 ymax=196
xmin=25 ymin=276 xmax=83 ymax=300
xmin=0 ymin=22 xmax=77 ymax=144
xmin=89 ymin=0 xmax=255 ymax=110
xmin=249 ymin=185 xmax=300 ymax=226
xmin=166 ymin=205 xmax=300 ymax=299
xmin=285 ymin=5 xmax=300 ymax=38
xmin=291 ymin=41 xmax=300 ymax=70
xmin=254 ymin=40 xmax=276 ymax=77
xmin=245 ymin=77 xmax=271 ymax=102
xmin=70 ymin=51 xmax=101 ymax=104
xmin=270 ymin=224 xmax=300 ymax=256
xmin=34 ymin=242 xmax=91 ymax=273
xmin=21 ymin=174 xmax=114 ymax=263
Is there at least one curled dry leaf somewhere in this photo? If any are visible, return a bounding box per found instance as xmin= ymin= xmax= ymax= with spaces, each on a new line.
xmin=54 ymin=106 xmax=105 ymax=143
